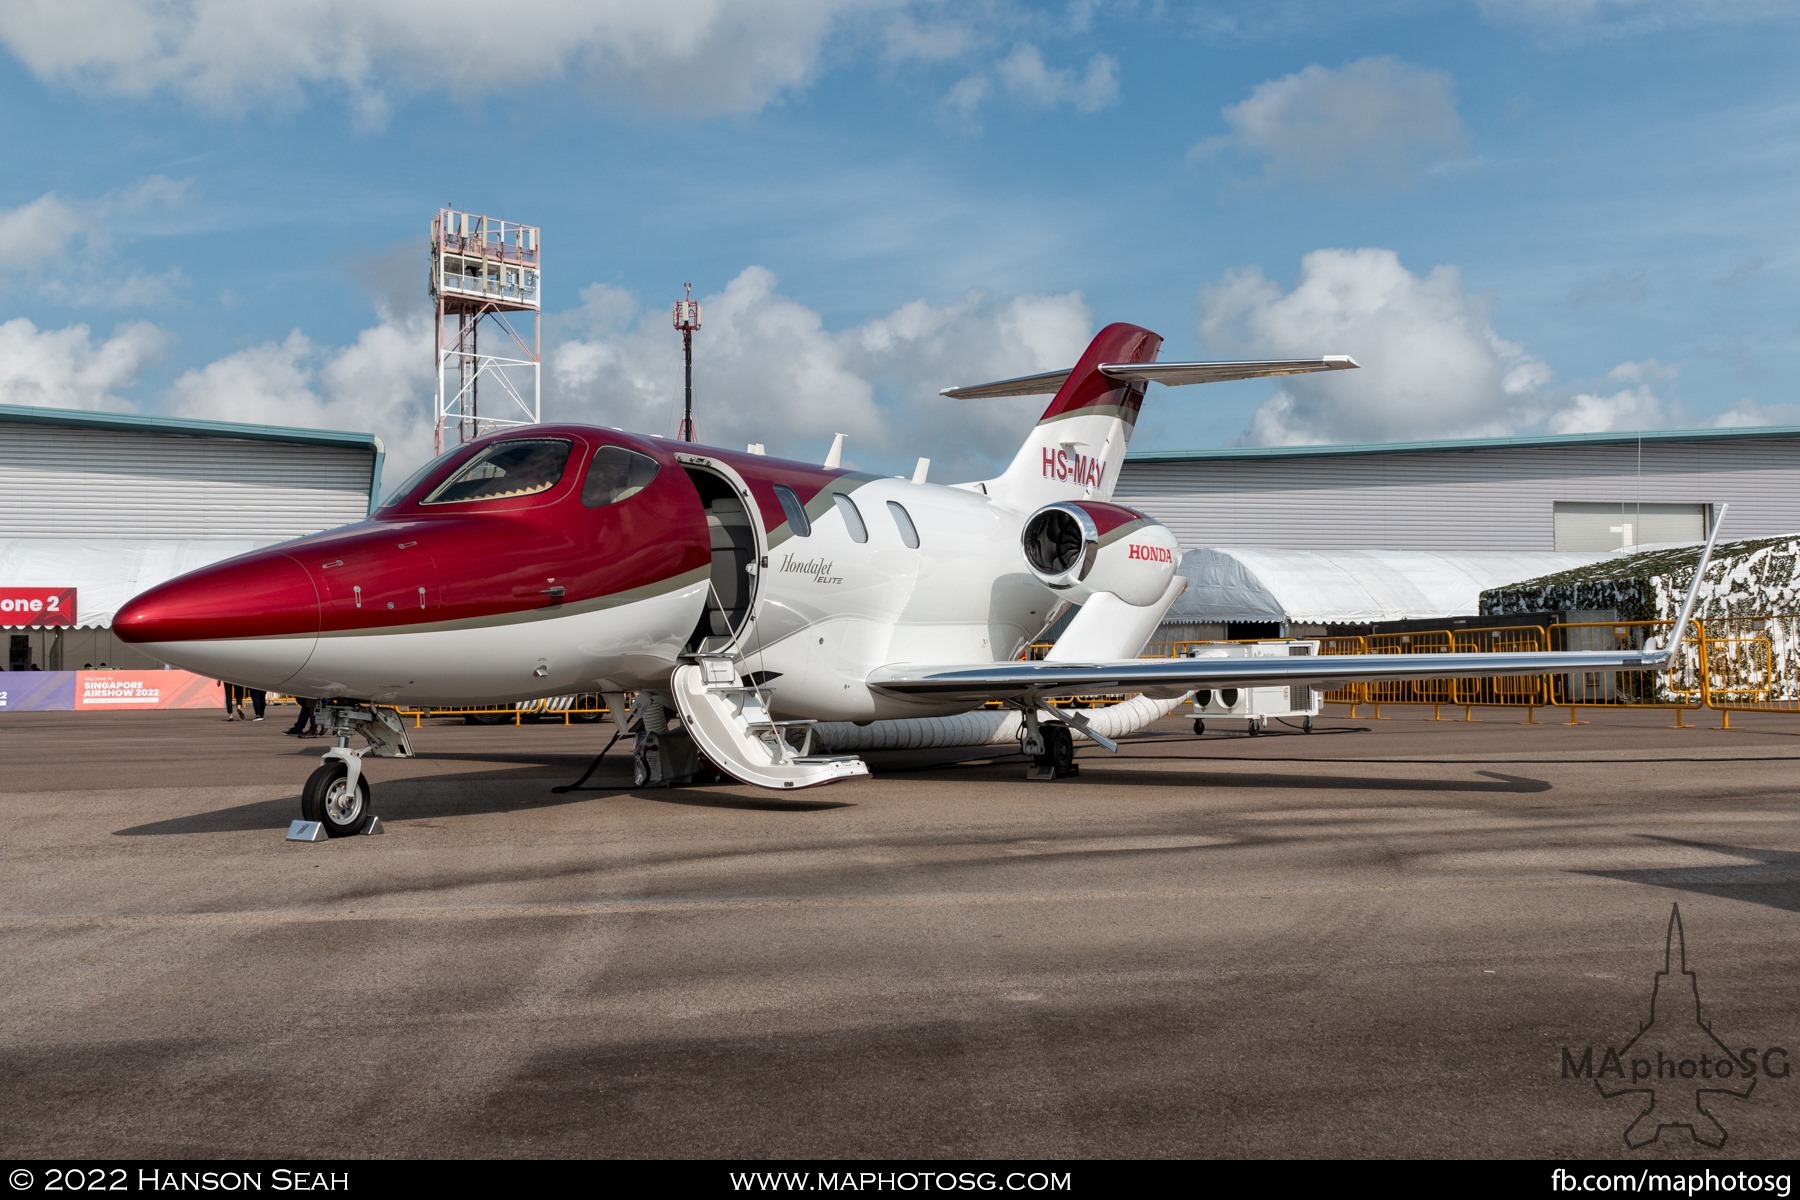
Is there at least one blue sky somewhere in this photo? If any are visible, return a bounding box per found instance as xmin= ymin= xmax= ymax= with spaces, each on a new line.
xmin=2 ymin=0 xmax=1797 ymax=479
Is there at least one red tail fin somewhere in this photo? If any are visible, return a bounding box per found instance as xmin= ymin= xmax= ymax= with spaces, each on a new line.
xmin=982 ymin=323 xmax=1162 ymax=508
xmin=1037 ymin=322 xmax=1162 ymax=427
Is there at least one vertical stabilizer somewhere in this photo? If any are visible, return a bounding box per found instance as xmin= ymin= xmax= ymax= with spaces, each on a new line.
xmin=980 ymin=323 xmax=1162 ymax=509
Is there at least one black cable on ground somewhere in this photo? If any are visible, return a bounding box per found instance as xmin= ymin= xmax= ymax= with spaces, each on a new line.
xmin=551 ymin=729 xmax=622 ymax=793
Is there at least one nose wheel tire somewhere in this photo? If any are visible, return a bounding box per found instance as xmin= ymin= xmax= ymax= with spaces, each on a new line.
xmin=301 ymin=761 xmax=373 ymax=838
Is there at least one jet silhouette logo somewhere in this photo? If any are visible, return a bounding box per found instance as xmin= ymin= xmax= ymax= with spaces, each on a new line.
xmin=1561 ymin=904 xmax=1789 ymax=1148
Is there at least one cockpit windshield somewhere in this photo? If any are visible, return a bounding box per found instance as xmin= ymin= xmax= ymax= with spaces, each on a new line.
xmin=421 ymin=439 xmax=573 ymax=506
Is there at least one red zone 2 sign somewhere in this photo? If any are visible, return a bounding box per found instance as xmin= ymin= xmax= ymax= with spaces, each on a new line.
xmin=0 ymin=587 xmax=77 ymax=627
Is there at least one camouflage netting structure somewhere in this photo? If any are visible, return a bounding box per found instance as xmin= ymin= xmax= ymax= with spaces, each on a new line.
xmin=1480 ymin=535 xmax=1800 ymax=704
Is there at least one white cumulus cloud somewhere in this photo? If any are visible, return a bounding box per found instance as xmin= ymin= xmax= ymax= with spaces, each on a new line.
xmin=947 ymin=42 xmax=1119 ymax=124
xmin=0 ymin=177 xmax=189 ymax=308
xmin=1545 ymin=384 xmax=1668 ymax=434
xmin=554 ymin=266 xmax=887 ymax=459
xmin=0 ymin=317 xmax=168 ymax=410
xmin=843 ymin=287 xmax=1094 ymax=478
xmin=165 ymin=309 xmax=439 ymax=477
xmin=0 ymin=194 xmax=84 ymax=269
xmin=1705 ymin=398 xmax=1797 ymax=428
xmin=1199 ymin=247 xmax=1549 ymax=446
xmin=1193 ymin=55 xmax=1469 ymax=191
xmin=0 ymin=0 xmax=880 ymax=123
xmin=553 ymin=266 xmax=1093 ymax=480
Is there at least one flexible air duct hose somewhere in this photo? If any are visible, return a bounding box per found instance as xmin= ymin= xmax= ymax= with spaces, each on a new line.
xmin=811 ymin=692 xmax=1186 ymax=754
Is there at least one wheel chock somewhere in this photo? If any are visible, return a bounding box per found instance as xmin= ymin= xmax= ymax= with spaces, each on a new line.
xmin=285 ymin=819 xmax=327 ymax=842
xmin=362 ymin=816 xmax=385 ymax=836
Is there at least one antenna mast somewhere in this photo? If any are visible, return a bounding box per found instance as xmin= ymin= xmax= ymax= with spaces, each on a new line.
xmin=673 ymin=282 xmax=702 ymax=442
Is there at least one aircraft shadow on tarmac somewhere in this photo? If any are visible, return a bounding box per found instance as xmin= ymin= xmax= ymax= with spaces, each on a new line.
xmin=113 ymin=733 xmax=1555 ymax=837
xmin=111 ymin=762 xmax=639 ymax=837
xmin=1575 ymin=834 xmax=1800 ymax=915
xmin=1046 ymin=761 xmax=1552 ymax=794
xmin=112 ymin=757 xmax=858 ymax=836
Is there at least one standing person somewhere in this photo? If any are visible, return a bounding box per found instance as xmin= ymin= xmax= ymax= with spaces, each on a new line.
xmin=247 ymin=687 xmax=267 ymax=722
xmin=285 ymin=697 xmax=319 ymax=737
xmin=223 ymin=681 xmax=246 ymax=721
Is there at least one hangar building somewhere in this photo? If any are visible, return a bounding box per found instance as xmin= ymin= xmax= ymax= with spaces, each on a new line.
xmin=0 ymin=404 xmax=383 ymax=671
xmin=1112 ymin=426 xmax=1800 ymax=636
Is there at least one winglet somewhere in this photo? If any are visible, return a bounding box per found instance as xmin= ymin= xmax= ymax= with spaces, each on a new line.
xmin=1656 ymin=504 xmax=1727 ymax=668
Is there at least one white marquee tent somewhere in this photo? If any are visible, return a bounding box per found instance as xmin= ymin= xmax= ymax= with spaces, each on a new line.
xmin=1167 ymin=546 xmax=1610 ymax=625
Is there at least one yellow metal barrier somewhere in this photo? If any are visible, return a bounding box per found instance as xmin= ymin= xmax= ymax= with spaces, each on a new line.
xmin=1546 ymin=620 xmax=1702 ymax=724
xmin=1319 ymin=636 xmax=1368 ymax=707
xmin=1451 ymin=625 xmax=1550 ymax=709
xmin=399 ymin=696 xmax=610 ymax=728
xmin=1364 ymin=630 xmax=1455 ymax=706
xmin=1115 ymin=619 xmax=1799 ymax=729
xmin=1698 ymin=614 xmax=1800 ymax=727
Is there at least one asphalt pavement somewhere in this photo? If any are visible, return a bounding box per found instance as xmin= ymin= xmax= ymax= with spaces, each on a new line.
xmin=2 ymin=706 xmax=1797 ymax=1159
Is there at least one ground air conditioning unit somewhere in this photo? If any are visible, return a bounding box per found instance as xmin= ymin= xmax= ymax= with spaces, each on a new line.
xmin=1186 ymin=641 xmax=1322 ymax=735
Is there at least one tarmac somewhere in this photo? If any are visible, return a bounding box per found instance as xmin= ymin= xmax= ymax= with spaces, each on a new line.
xmin=2 ymin=705 xmax=1798 ymax=1160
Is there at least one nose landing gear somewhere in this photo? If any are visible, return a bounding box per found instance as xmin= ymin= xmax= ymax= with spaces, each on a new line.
xmin=296 ymin=703 xmax=413 ymax=838
xmin=301 ymin=759 xmax=373 ymax=836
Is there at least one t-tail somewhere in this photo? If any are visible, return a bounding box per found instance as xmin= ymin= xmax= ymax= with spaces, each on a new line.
xmin=961 ymin=322 xmax=1160 ymax=510
xmin=940 ymin=322 xmax=1360 ymax=511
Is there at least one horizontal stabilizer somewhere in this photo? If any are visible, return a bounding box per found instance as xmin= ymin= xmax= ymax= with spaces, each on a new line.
xmin=940 ymin=356 xmax=1358 ymax=400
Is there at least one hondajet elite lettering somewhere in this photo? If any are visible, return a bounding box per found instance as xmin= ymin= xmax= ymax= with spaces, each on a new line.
xmin=116 ymin=323 xmax=1717 ymax=835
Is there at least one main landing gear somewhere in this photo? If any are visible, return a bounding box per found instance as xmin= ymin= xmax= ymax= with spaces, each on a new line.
xmin=1020 ymin=706 xmax=1078 ymax=781
xmin=298 ymin=703 xmax=413 ymax=837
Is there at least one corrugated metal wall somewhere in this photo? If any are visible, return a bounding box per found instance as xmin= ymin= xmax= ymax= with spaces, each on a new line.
xmin=1115 ymin=437 xmax=1800 ymax=551
xmin=0 ymin=424 xmax=375 ymax=539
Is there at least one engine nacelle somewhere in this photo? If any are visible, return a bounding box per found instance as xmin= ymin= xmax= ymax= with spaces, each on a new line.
xmin=1020 ymin=500 xmax=1180 ymax=607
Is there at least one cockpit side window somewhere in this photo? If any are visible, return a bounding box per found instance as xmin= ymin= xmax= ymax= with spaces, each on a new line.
xmin=421 ymin=439 xmax=572 ymax=505
xmin=581 ymin=445 xmax=661 ymax=508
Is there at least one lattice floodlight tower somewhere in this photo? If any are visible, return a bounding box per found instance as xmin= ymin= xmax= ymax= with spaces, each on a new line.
xmin=431 ymin=209 xmax=541 ymax=454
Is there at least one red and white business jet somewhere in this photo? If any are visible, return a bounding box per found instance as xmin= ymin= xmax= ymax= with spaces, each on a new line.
xmin=115 ymin=322 xmax=1719 ymax=835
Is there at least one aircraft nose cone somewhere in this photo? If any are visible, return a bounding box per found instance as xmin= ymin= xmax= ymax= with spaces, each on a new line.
xmin=118 ymin=551 xmax=320 ymax=643
xmin=116 ymin=551 xmax=320 ymax=686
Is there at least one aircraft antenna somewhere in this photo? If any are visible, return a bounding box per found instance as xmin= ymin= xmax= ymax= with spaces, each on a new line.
xmin=674 ymin=282 xmax=702 ymax=442
xmin=430 ymin=208 xmax=542 ymax=455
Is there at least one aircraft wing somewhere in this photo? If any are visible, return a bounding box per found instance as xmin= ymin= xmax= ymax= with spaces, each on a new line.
xmin=939 ymin=357 xmax=1358 ymax=400
xmin=869 ymin=507 xmax=1724 ymax=708
xmin=866 ymin=645 xmax=1673 ymax=705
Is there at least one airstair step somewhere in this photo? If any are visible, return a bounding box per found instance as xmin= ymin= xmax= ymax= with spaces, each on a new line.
xmin=670 ymin=664 xmax=870 ymax=791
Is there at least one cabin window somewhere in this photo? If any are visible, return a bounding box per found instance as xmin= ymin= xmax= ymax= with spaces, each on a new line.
xmin=581 ymin=445 xmax=660 ymax=508
xmin=887 ymin=501 xmax=920 ymax=549
xmin=774 ymin=485 xmax=811 ymax=536
xmin=833 ymin=493 xmax=868 ymax=543
xmin=422 ymin=439 xmax=572 ymax=505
